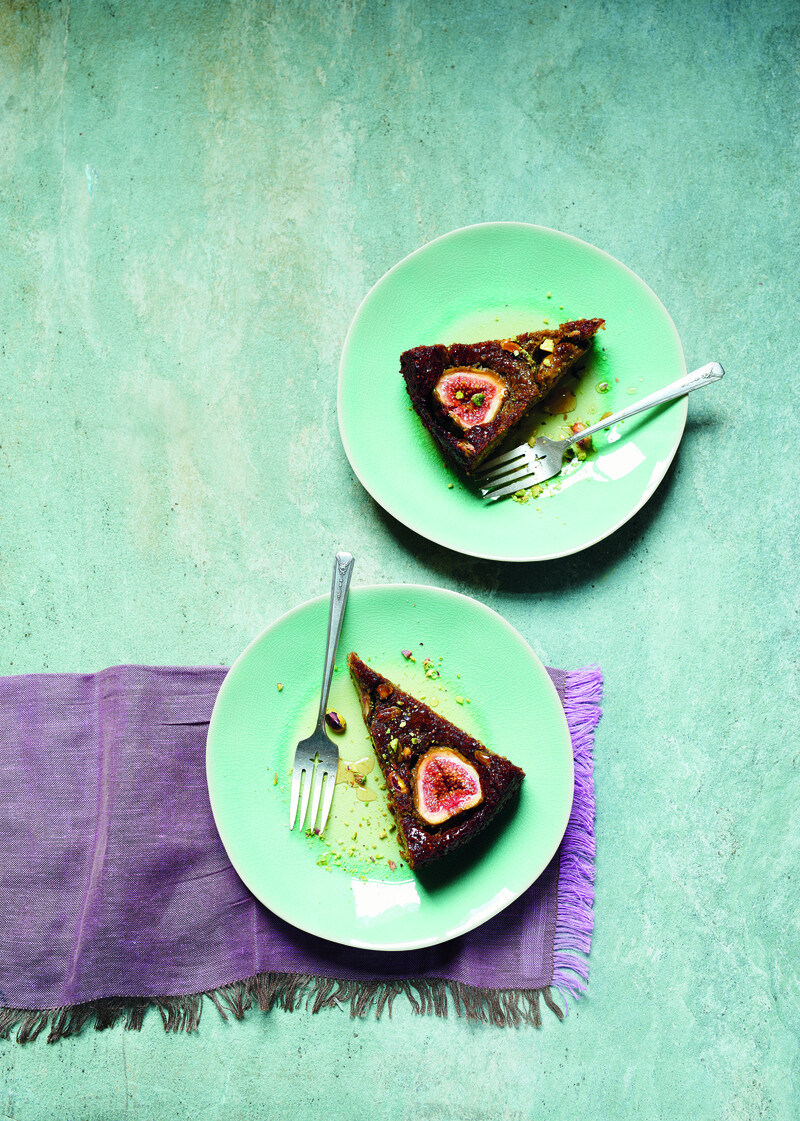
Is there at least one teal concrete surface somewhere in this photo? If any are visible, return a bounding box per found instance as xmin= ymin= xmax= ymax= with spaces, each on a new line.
xmin=1 ymin=0 xmax=798 ymax=1117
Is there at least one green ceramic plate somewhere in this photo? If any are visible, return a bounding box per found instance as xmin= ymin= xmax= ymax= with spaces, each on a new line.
xmin=338 ymin=222 xmax=686 ymax=562
xmin=206 ymin=584 xmax=573 ymax=951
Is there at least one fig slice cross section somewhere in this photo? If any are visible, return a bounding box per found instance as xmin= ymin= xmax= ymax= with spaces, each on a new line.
xmin=348 ymin=652 xmax=525 ymax=870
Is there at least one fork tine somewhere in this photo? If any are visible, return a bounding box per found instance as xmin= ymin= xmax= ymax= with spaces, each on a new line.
xmin=482 ymin=467 xmax=549 ymax=501
xmin=289 ymin=765 xmax=304 ymax=829
xmin=307 ymin=766 xmax=326 ymax=833
xmin=473 ymin=452 xmax=529 ymax=484
xmin=297 ymin=763 xmax=314 ymax=829
xmin=317 ymin=773 xmax=336 ymax=835
xmin=476 ymin=442 xmax=530 ymax=473
xmin=477 ymin=456 xmax=536 ymax=485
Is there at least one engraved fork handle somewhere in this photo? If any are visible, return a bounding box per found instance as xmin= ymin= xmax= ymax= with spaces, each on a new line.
xmin=561 ymin=362 xmax=725 ymax=448
xmin=317 ymin=552 xmax=355 ymax=731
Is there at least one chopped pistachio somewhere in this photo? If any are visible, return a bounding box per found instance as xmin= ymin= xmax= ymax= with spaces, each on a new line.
xmin=456 ymin=696 xmax=464 ymax=705
xmin=276 ymin=683 xmax=283 ymax=692
xmin=470 ymin=392 xmax=485 ymax=406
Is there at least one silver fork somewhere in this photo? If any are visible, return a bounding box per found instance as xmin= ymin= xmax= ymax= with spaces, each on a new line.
xmin=289 ymin=551 xmax=355 ymax=834
xmin=475 ymin=362 xmax=725 ymax=502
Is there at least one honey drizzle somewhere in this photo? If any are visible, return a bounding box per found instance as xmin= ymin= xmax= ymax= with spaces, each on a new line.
xmin=545 ymin=387 xmax=577 ymax=416
xmin=335 ymin=755 xmax=377 ymax=802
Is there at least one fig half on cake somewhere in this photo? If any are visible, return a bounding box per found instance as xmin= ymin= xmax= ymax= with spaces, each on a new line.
xmin=401 ymin=318 xmax=605 ymax=475
xmin=348 ymin=652 xmax=525 ymax=870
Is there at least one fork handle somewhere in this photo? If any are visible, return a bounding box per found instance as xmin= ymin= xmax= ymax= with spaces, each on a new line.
xmin=563 ymin=361 xmax=725 ymax=447
xmin=317 ymin=552 xmax=355 ymax=730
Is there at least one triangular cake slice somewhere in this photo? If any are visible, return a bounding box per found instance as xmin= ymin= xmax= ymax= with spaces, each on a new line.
xmin=401 ymin=318 xmax=605 ymax=475
xmin=348 ymin=652 xmax=525 ymax=870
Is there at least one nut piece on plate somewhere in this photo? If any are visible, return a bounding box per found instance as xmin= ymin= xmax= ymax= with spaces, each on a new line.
xmin=325 ymin=710 xmax=346 ymax=733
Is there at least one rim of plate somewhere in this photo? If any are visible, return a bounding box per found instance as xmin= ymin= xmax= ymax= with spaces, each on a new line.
xmin=337 ymin=221 xmax=687 ymax=564
xmin=206 ymin=582 xmax=574 ymax=951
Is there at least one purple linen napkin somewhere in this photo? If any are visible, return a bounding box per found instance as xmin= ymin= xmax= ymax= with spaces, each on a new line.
xmin=0 ymin=664 xmax=601 ymax=1041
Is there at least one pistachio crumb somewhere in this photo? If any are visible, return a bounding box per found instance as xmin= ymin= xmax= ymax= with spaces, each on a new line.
xmin=276 ymin=683 xmax=283 ymax=692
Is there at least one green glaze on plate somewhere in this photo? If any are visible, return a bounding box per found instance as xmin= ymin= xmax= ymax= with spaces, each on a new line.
xmin=206 ymin=584 xmax=573 ymax=951
xmin=338 ymin=222 xmax=686 ymax=561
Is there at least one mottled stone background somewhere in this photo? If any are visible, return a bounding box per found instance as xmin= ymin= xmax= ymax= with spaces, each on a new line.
xmin=1 ymin=0 xmax=798 ymax=1118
